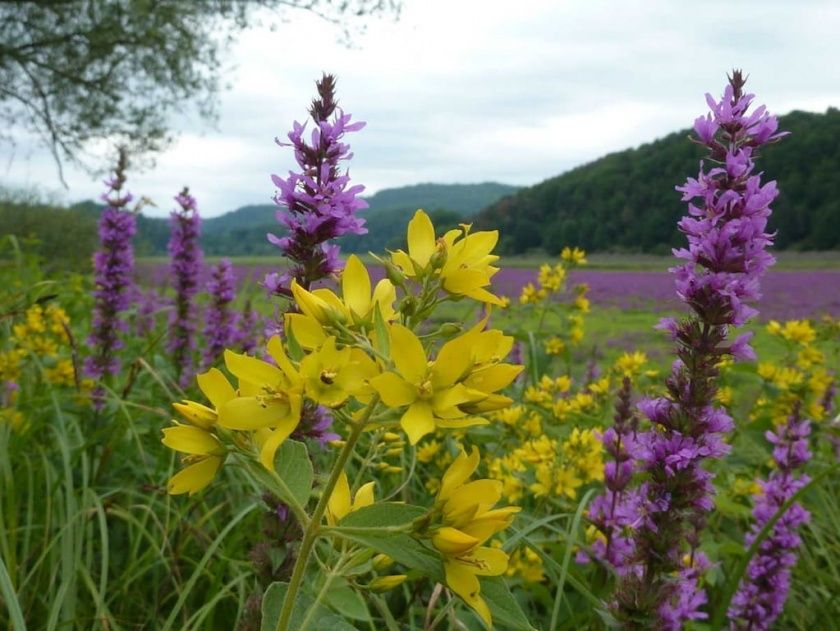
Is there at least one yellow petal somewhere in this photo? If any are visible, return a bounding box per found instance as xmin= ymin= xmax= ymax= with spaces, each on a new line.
xmin=224 ymin=350 xmax=283 ymax=387
xmin=370 ymin=372 xmax=417 ymax=407
xmin=258 ymin=420 xmax=298 ymax=471
xmin=353 ymin=481 xmax=376 ymax=511
xmin=197 ymin=368 xmax=236 ymax=410
xmin=463 ymin=364 xmax=523 ymax=393
xmin=342 ymin=255 xmax=372 ymax=317
xmin=285 ymin=313 xmax=327 ymax=349
xmin=431 ymin=335 xmax=473 ymax=388
xmin=465 ymin=546 xmax=509 ymax=577
xmin=161 ymin=424 xmax=221 ymax=455
xmin=173 ymin=400 xmax=216 ymax=430
xmin=400 ymin=401 xmax=435 ymax=445
xmin=389 ymin=324 xmax=427 ymax=384
xmin=432 ymin=526 xmax=479 ymax=556
xmin=444 ymin=560 xmax=491 ymax=628
xmin=407 ymin=209 xmax=436 ymax=267
xmin=267 ymin=335 xmax=299 ymax=379
xmin=371 ymin=279 xmax=397 ymax=321
xmin=291 ymin=279 xmax=330 ymax=321
xmin=435 ymin=416 xmax=489 ymax=429
xmin=167 ymin=456 xmax=222 ymax=496
xmin=328 ymin=471 xmax=352 ymax=525
xmin=439 ymin=446 xmax=480 ymax=501
xmin=431 ymin=384 xmax=483 ymax=413
xmin=218 ymin=396 xmax=294 ymax=430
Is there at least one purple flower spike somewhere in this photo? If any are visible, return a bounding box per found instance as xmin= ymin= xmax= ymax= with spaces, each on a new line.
xmin=728 ymin=404 xmax=811 ymax=630
xmin=167 ymin=188 xmax=203 ymax=386
xmin=264 ymin=74 xmax=367 ymax=297
xmin=608 ymin=71 xmax=786 ymax=628
xmin=203 ymin=258 xmax=238 ymax=369
xmin=84 ymin=150 xmax=136 ymax=409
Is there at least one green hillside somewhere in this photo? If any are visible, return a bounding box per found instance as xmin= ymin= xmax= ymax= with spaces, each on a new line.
xmin=97 ymin=181 xmax=520 ymax=256
xmin=474 ymin=108 xmax=840 ymax=254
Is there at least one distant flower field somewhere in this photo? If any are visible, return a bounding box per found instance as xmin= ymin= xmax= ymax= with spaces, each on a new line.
xmin=136 ymin=262 xmax=840 ymax=321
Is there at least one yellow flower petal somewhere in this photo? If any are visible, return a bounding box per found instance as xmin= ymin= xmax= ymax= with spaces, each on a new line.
xmin=444 ymin=559 xmax=491 ymax=628
xmin=167 ymin=456 xmax=222 ymax=496
xmin=218 ymin=396 xmax=296 ymax=430
xmin=161 ymin=424 xmax=221 ymax=455
xmin=400 ymin=400 xmax=435 ymax=445
xmin=342 ymin=255 xmax=372 ymax=317
xmin=266 ymin=335 xmax=299 ymax=379
xmin=173 ymin=400 xmax=216 ymax=430
xmin=224 ymin=350 xmax=283 ymax=387
xmin=353 ymin=481 xmax=376 ymax=511
xmin=285 ymin=313 xmax=327 ymax=349
xmin=465 ymin=545 xmax=509 ymax=577
xmin=327 ymin=471 xmax=352 ymax=525
xmin=197 ymin=368 xmax=236 ymax=410
xmin=432 ymin=526 xmax=479 ymax=556
xmin=407 ymin=209 xmax=436 ymax=268
xmin=439 ymin=446 xmax=480 ymax=501
xmin=369 ymin=372 xmax=417 ymax=407
xmin=258 ymin=420 xmax=298 ymax=471
xmin=389 ymin=324 xmax=427 ymax=384
xmin=431 ymin=335 xmax=473 ymax=388
xmin=463 ymin=364 xmax=523 ymax=393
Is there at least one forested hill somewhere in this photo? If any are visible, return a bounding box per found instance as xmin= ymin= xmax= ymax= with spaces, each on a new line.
xmin=61 ymin=181 xmax=520 ymax=256
xmin=474 ymin=108 xmax=840 ymax=254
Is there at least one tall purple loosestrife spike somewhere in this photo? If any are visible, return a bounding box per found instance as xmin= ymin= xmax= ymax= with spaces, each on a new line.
xmin=203 ymin=258 xmax=238 ymax=369
xmin=264 ymin=73 xmax=368 ymax=297
xmin=728 ymin=404 xmax=811 ymax=630
xmin=167 ymin=188 xmax=203 ymax=386
xmin=609 ymin=71 xmax=786 ymax=629
xmin=84 ymin=149 xmax=136 ymax=409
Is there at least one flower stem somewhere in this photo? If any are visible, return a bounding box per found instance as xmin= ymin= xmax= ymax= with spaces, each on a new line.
xmin=275 ymin=395 xmax=380 ymax=631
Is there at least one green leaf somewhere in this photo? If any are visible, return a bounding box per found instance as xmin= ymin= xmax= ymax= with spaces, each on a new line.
xmin=273 ymin=439 xmax=313 ymax=509
xmin=262 ymin=581 xmax=357 ymax=631
xmin=285 ymin=324 xmax=304 ymax=361
xmin=373 ymin=302 xmax=390 ymax=357
xmin=323 ymin=579 xmax=371 ymax=621
xmin=260 ymin=582 xmax=306 ymax=631
xmin=480 ymin=576 xmax=536 ymax=631
xmin=336 ymin=531 xmax=443 ymax=581
xmin=339 ymin=502 xmax=426 ymax=529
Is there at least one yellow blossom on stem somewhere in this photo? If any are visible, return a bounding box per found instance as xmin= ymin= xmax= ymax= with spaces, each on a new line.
xmin=430 ymin=447 xmax=520 ymax=627
xmin=162 ymin=368 xmax=235 ymax=495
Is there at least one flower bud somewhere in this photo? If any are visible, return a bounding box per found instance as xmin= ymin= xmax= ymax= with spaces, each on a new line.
xmin=372 ymin=554 xmax=393 ymax=571
xmin=369 ymin=575 xmax=408 ymax=592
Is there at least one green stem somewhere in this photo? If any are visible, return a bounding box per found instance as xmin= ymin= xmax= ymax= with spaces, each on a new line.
xmin=275 ymin=395 xmax=380 ymax=631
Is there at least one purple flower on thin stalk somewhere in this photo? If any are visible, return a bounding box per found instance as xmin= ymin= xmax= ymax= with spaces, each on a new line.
xmin=202 ymin=258 xmax=238 ymax=369
xmin=292 ymin=403 xmax=340 ymax=446
xmin=84 ymin=150 xmax=136 ymax=409
xmin=582 ymin=377 xmax=641 ymax=575
xmin=167 ymin=188 xmax=203 ymax=386
xmin=608 ymin=71 xmax=786 ymax=629
xmin=728 ymin=405 xmax=811 ymax=630
xmin=264 ymin=73 xmax=367 ymax=297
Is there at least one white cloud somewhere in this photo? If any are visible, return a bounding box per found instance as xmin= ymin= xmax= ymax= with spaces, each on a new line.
xmin=3 ymin=0 xmax=839 ymax=216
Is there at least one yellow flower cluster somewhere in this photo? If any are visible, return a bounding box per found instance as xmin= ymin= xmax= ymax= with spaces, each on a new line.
xmin=751 ymin=318 xmax=834 ymax=425
xmin=1 ymin=303 xmax=72 ymax=383
xmin=1 ymin=303 xmax=83 ymax=431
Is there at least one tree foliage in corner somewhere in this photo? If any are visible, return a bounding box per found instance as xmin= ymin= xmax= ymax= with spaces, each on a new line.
xmin=0 ymin=0 xmax=400 ymax=181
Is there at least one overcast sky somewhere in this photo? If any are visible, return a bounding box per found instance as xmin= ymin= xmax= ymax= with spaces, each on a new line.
xmin=3 ymin=0 xmax=839 ymax=217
